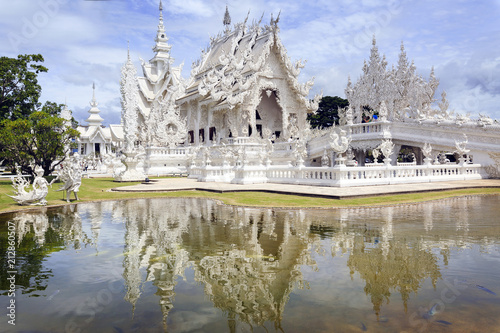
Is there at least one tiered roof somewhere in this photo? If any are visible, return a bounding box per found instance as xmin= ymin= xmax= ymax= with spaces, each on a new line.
xmin=179 ymin=9 xmax=320 ymax=113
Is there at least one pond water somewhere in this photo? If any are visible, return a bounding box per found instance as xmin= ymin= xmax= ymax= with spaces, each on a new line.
xmin=1 ymin=196 xmax=500 ymax=333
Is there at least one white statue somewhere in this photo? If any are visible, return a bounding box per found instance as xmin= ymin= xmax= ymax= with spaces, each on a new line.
xmin=477 ymin=113 xmax=493 ymax=127
xmin=8 ymin=166 xmax=55 ymax=206
xmin=321 ymin=149 xmax=330 ymax=167
xmin=378 ymin=139 xmax=395 ymax=162
xmin=103 ymin=153 xmax=124 ymax=177
xmin=372 ymin=148 xmax=380 ymax=163
xmin=422 ymin=142 xmax=433 ymax=159
xmin=455 ymin=134 xmax=470 ymax=156
xmin=329 ymin=129 xmax=350 ymax=154
xmin=53 ymin=153 xmax=83 ymax=202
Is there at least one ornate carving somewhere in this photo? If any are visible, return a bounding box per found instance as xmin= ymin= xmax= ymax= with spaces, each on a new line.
xmin=341 ymin=38 xmax=478 ymax=125
xmin=149 ymin=98 xmax=187 ymax=148
xmin=121 ymin=49 xmax=139 ymax=152
xmin=321 ymin=149 xmax=330 ymax=167
xmin=422 ymin=142 xmax=433 ymax=159
xmin=53 ymin=153 xmax=83 ymax=202
xmin=484 ymin=153 xmax=500 ymax=178
xmin=329 ymin=128 xmax=350 ymax=154
xmin=454 ymin=134 xmax=470 ymax=156
xmin=8 ymin=166 xmax=54 ymax=206
xmin=378 ymin=139 xmax=394 ymax=160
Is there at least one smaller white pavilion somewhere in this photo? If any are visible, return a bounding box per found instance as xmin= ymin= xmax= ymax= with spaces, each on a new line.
xmin=76 ymin=83 xmax=124 ymax=156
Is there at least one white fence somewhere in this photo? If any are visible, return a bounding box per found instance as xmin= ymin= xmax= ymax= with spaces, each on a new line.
xmin=266 ymin=163 xmax=483 ymax=187
xmin=190 ymin=162 xmax=483 ymax=187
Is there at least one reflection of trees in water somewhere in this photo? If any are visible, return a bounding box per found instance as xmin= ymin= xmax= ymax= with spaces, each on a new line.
xmin=0 ymin=205 xmax=88 ymax=295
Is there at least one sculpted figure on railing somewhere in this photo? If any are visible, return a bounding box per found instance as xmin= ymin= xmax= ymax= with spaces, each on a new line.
xmin=329 ymin=128 xmax=350 ymax=154
xmin=329 ymin=128 xmax=351 ymax=166
xmin=455 ymin=134 xmax=470 ymax=156
xmin=477 ymin=113 xmax=494 ymax=127
xmin=372 ymin=148 xmax=380 ymax=163
xmin=422 ymin=142 xmax=433 ymax=164
xmin=422 ymin=142 xmax=432 ymax=159
xmin=378 ymin=139 xmax=395 ymax=164
xmin=321 ymin=149 xmax=330 ymax=167
xmin=454 ymin=134 xmax=470 ymax=165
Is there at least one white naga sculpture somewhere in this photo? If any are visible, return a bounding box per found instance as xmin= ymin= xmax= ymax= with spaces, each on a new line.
xmin=53 ymin=154 xmax=83 ymax=202
xmin=329 ymin=128 xmax=351 ymax=165
xmin=9 ymin=166 xmax=55 ymax=206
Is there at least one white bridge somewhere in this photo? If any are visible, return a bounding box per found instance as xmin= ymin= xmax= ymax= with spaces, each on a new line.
xmin=308 ymin=119 xmax=500 ymax=168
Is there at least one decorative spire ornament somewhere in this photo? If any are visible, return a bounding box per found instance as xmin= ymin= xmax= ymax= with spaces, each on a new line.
xmin=91 ymin=82 xmax=97 ymax=107
xmin=120 ymin=49 xmax=139 ymax=152
xmin=223 ymin=5 xmax=231 ymax=33
xmin=153 ymin=0 xmax=172 ymax=59
xmin=86 ymin=82 xmax=104 ymax=126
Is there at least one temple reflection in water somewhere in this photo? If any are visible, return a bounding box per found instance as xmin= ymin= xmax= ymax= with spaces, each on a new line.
xmin=6 ymin=195 xmax=500 ymax=332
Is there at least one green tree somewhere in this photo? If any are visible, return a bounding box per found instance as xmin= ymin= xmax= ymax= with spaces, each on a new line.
xmin=0 ymin=54 xmax=48 ymax=121
xmin=40 ymin=100 xmax=63 ymax=116
xmin=41 ymin=101 xmax=79 ymax=128
xmin=307 ymin=96 xmax=349 ymax=129
xmin=0 ymin=111 xmax=79 ymax=176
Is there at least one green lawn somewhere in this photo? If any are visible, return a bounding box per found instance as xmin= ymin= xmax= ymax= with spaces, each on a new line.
xmin=1 ymin=177 xmax=499 ymax=214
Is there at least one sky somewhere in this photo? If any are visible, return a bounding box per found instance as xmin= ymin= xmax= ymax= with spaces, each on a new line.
xmin=1 ymin=0 xmax=499 ymax=126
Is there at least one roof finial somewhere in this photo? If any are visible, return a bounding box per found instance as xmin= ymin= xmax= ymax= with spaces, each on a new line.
xmin=91 ymin=82 xmax=98 ymax=107
xmin=223 ymin=5 xmax=231 ymax=30
xmin=159 ymin=0 xmax=164 ymax=25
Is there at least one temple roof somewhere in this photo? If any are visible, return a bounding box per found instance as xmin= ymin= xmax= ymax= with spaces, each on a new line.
xmin=178 ymin=10 xmax=320 ymax=112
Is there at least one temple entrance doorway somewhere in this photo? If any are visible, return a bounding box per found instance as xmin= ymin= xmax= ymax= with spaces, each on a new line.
xmin=95 ymin=143 xmax=101 ymax=156
xmin=254 ymin=90 xmax=282 ymax=138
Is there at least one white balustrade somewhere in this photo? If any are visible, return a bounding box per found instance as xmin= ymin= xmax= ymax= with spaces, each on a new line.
xmin=265 ymin=163 xmax=482 ymax=187
xmin=349 ymin=122 xmax=386 ymax=135
xmin=147 ymin=147 xmax=190 ymax=156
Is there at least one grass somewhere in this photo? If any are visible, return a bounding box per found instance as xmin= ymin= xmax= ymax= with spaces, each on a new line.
xmin=0 ymin=177 xmax=499 ymax=214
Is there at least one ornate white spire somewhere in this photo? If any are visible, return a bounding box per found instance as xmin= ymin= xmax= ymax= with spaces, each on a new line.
xmin=121 ymin=48 xmax=139 ymax=152
xmin=91 ymin=82 xmax=98 ymax=107
xmin=158 ymin=0 xmax=164 ymax=31
xmin=153 ymin=0 xmax=172 ymax=59
xmin=86 ymin=83 xmax=104 ymax=126
xmin=223 ymin=5 xmax=231 ymax=33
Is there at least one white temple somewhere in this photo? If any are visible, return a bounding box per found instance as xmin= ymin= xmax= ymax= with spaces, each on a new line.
xmin=116 ymin=2 xmax=500 ymax=185
xmin=76 ymin=83 xmax=124 ymax=157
